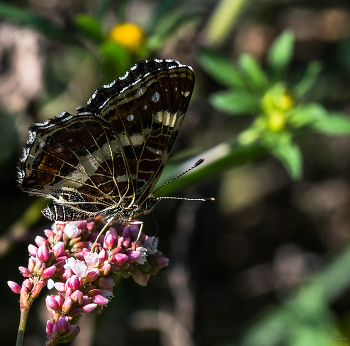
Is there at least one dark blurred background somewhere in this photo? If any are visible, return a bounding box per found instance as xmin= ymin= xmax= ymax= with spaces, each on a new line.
xmin=2 ymin=0 xmax=350 ymax=345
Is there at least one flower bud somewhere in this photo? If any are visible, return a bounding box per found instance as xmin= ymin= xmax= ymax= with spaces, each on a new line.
xmin=87 ymin=288 xmax=103 ymax=296
xmin=46 ymin=320 xmax=53 ymax=334
xmin=112 ymin=253 xmax=128 ymax=266
xmin=7 ymin=281 xmax=21 ymax=294
xmin=54 ymin=230 xmax=63 ymax=243
xmin=71 ymin=290 xmax=83 ymax=305
xmin=101 ymin=261 xmax=111 ymax=275
xmin=132 ymin=269 xmax=149 ymax=286
xmin=28 ymin=257 xmax=35 ymax=271
xmin=53 ymin=242 xmax=64 ymax=257
xmin=128 ymin=251 xmax=140 ymax=263
xmin=55 ymin=294 xmax=64 ymax=307
xmin=44 ymin=229 xmax=54 ymax=239
xmin=123 ymin=227 xmax=133 ymax=239
xmin=57 ymin=316 xmax=68 ymax=333
xmin=75 ymin=221 xmax=87 ymax=233
xmin=37 ymin=244 xmax=49 ymax=262
xmin=123 ymin=238 xmax=131 ymax=248
xmin=155 ymin=257 xmax=169 ymax=269
xmin=46 ymin=296 xmax=59 ymax=311
xmin=19 ymin=266 xmax=31 ymax=277
xmin=104 ymin=232 xmax=114 ymax=248
xmin=54 ymin=282 xmax=66 ymax=292
xmin=87 ymin=222 xmax=95 ymax=231
xmin=62 ymin=297 xmax=73 ymax=314
xmin=64 ymin=325 xmax=80 ymax=340
xmin=41 ymin=266 xmax=56 ymax=279
xmin=68 ymin=275 xmax=81 ymax=291
xmin=52 ymin=324 xmax=58 ymax=334
xmin=97 ymin=277 xmax=114 ymax=290
xmin=22 ymin=279 xmax=33 ymax=292
xmin=35 ymin=236 xmax=47 ymax=247
xmin=86 ymin=269 xmax=99 ymax=282
xmin=91 ymin=294 xmax=109 ymax=306
xmin=28 ymin=244 xmax=38 ymax=257
xmin=81 ymin=303 xmax=97 ymax=313
xmin=110 ymin=246 xmax=122 ymax=256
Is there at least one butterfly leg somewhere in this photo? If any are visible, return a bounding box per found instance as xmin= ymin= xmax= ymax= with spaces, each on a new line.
xmin=130 ymin=221 xmax=144 ymax=250
xmin=91 ymin=216 xmax=115 ymax=252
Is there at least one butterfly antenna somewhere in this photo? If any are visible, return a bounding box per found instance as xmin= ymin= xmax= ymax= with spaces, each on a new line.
xmin=153 ymin=158 xmax=215 ymax=202
xmin=154 ymin=158 xmax=205 ymax=194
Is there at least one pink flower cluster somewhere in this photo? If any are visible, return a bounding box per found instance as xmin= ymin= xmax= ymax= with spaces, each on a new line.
xmin=8 ymin=219 xmax=169 ymax=345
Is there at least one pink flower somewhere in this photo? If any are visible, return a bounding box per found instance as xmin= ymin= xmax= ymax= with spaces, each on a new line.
xmin=64 ymin=223 xmax=81 ymax=238
xmin=84 ymin=252 xmax=99 ymax=267
xmin=64 ymin=258 xmax=88 ymax=277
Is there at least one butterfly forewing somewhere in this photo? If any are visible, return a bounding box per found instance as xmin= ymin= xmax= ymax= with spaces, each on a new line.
xmin=18 ymin=59 xmax=195 ymax=221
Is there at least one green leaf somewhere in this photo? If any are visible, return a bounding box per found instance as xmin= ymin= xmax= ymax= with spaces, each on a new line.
xmin=267 ymin=30 xmax=295 ymax=81
xmin=148 ymin=9 xmax=202 ymax=51
xmin=293 ymin=61 xmax=322 ymax=98
xmin=289 ymin=103 xmax=327 ymax=128
xmin=312 ymin=112 xmax=350 ymax=135
xmin=75 ymin=14 xmax=103 ymax=43
xmin=209 ymin=90 xmax=261 ymax=115
xmin=239 ymin=53 xmax=268 ymax=92
xmin=198 ymin=50 xmax=246 ymax=89
xmin=0 ymin=3 xmax=80 ymax=46
xmin=263 ymin=132 xmax=303 ymax=180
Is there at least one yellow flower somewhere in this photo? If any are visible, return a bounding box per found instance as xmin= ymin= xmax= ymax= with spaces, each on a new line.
xmin=109 ymin=23 xmax=145 ymax=52
xmin=262 ymin=85 xmax=294 ymax=113
xmin=267 ymin=111 xmax=286 ymax=132
xmin=276 ymin=93 xmax=293 ymax=111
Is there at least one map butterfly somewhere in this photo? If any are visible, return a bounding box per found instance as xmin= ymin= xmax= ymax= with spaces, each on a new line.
xmin=18 ymin=59 xmax=197 ymax=224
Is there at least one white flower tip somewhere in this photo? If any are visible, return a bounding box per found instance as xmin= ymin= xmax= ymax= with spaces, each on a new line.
xmin=47 ymin=279 xmax=55 ymax=290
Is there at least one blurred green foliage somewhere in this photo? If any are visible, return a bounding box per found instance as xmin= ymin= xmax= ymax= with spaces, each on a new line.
xmin=1 ymin=1 xmax=350 ymax=346
xmin=199 ymin=30 xmax=350 ymax=180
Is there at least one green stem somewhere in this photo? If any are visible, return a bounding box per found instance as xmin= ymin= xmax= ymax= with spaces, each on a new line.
xmin=203 ymin=0 xmax=249 ymax=47
xmin=16 ymin=307 xmax=30 ymax=346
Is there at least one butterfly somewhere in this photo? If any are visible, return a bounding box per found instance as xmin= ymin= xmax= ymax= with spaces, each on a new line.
xmin=18 ymin=59 xmax=197 ymax=224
